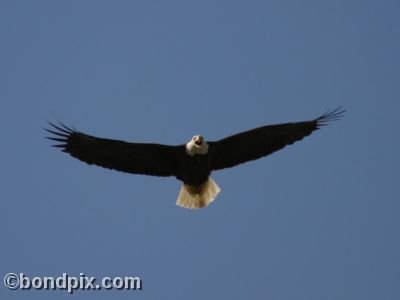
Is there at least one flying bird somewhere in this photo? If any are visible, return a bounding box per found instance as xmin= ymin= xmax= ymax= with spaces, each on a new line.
xmin=46 ymin=107 xmax=344 ymax=209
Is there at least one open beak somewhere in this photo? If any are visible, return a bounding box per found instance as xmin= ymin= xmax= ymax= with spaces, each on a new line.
xmin=194 ymin=136 xmax=203 ymax=146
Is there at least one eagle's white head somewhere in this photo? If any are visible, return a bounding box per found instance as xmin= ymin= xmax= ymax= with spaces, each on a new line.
xmin=185 ymin=135 xmax=209 ymax=156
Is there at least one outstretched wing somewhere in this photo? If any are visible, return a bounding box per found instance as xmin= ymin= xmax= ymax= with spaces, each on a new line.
xmin=209 ymin=107 xmax=345 ymax=171
xmin=45 ymin=122 xmax=182 ymax=177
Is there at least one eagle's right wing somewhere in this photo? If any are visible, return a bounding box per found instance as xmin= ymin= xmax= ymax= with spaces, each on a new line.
xmin=46 ymin=122 xmax=182 ymax=177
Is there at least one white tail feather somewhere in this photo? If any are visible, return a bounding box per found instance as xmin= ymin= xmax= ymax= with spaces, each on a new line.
xmin=176 ymin=177 xmax=221 ymax=209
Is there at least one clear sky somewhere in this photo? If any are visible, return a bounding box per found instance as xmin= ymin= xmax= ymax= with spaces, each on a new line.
xmin=1 ymin=1 xmax=399 ymax=299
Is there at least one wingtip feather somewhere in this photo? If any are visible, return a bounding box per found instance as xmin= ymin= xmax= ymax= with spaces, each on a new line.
xmin=44 ymin=121 xmax=79 ymax=149
xmin=316 ymin=106 xmax=345 ymax=127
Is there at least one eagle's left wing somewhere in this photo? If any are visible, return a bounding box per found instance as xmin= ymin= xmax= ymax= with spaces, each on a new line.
xmin=208 ymin=107 xmax=344 ymax=171
xmin=46 ymin=122 xmax=182 ymax=177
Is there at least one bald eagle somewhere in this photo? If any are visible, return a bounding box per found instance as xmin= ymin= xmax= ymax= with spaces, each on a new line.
xmin=46 ymin=107 xmax=344 ymax=209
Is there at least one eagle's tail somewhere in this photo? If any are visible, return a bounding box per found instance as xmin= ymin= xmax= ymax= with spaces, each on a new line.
xmin=176 ymin=177 xmax=221 ymax=209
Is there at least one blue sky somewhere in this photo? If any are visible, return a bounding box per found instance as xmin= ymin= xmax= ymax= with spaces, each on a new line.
xmin=1 ymin=1 xmax=399 ymax=299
